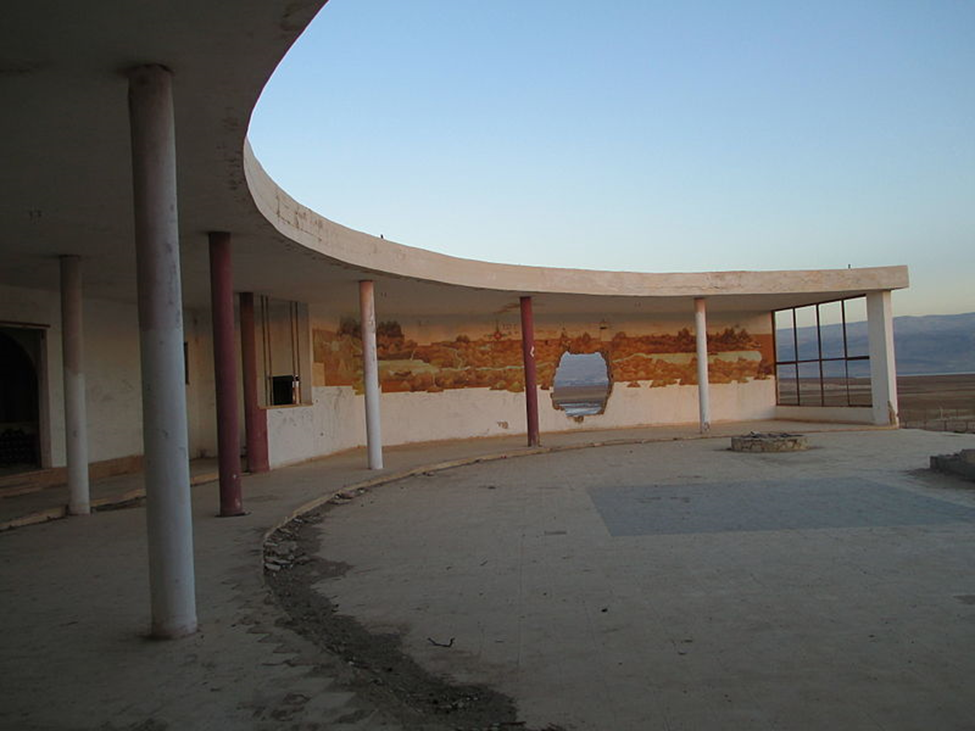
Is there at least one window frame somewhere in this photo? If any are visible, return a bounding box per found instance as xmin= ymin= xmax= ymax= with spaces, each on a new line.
xmin=773 ymin=297 xmax=870 ymax=407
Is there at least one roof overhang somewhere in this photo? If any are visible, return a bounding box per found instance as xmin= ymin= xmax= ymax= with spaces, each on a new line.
xmin=0 ymin=1 xmax=908 ymax=320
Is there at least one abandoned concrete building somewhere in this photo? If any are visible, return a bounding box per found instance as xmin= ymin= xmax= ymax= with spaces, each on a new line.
xmin=1 ymin=1 xmax=906 ymax=639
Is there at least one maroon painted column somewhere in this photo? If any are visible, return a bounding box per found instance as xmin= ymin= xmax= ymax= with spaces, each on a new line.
xmin=520 ymin=295 xmax=540 ymax=447
xmin=208 ymin=232 xmax=243 ymax=516
xmin=239 ymin=292 xmax=269 ymax=473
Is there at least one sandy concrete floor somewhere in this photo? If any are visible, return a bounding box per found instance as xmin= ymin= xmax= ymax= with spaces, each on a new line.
xmin=1 ymin=423 xmax=972 ymax=730
xmin=312 ymin=429 xmax=975 ymax=731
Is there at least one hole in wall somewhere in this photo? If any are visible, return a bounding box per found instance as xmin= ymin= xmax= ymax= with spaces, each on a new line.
xmin=551 ymin=352 xmax=611 ymax=418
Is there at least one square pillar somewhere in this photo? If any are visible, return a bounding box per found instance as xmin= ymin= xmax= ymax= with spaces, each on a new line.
xmin=867 ymin=290 xmax=899 ymax=426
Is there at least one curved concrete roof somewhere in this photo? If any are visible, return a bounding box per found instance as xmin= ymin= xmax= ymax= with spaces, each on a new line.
xmin=0 ymin=1 xmax=908 ymax=317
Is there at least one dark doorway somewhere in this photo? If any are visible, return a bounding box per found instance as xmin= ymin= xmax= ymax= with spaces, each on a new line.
xmin=0 ymin=328 xmax=42 ymax=471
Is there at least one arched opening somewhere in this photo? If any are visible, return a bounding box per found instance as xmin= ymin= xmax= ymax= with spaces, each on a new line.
xmin=551 ymin=351 xmax=611 ymax=418
xmin=0 ymin=328 xmax=42 ymax=472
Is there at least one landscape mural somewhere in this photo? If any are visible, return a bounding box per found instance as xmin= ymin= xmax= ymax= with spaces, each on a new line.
xmin=314 ymin=319 xmax=774 ymax=396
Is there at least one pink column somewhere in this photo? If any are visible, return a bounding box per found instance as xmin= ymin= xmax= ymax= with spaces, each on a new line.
xmin=208 ymin=232 xmax=243 ymax=516
xmin=239 ymin=292 xmax=269 ymax=472
xmin=520 ymin=296 xmax=540 ymax=447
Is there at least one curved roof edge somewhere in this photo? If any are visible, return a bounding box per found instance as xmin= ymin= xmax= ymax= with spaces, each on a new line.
xmin=244 ymin=141 xmax=908 ymax=300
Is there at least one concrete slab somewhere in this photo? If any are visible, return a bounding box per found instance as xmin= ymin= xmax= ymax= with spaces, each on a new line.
xmin=588 ymin=478 xmax=975 ymax=536
xmin=308 ymin=429 xmax=975 ymax=731
xmin=0 ymin=420 xmax=869 ymax=531
xmin=1 ymin=423 xmax=971 ymax=730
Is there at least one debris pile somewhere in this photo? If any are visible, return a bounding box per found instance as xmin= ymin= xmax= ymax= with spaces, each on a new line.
xmin=263 ymin=523 xmax=312 ymax=572
xmin=328 ymin=486 xmax=368 ymax=504
xmin=930 ymin=448 xmax=975 ymax=481
xmin=731 ymin=432 xmax=808 ymax=452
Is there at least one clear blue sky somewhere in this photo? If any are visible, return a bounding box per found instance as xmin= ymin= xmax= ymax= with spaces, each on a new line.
xmin=249 ymin=0 xmax=974 ymax=318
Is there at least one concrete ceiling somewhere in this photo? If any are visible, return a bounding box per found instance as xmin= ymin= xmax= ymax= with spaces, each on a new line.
xmin=0 ymin=1 xmax=325 ymax=303
xmin=0 ymin=1 xmax=909 ymax=322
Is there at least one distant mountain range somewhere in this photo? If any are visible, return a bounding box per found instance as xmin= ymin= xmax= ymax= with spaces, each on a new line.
xmin=780 ymin=312 xmax=975 ymax=377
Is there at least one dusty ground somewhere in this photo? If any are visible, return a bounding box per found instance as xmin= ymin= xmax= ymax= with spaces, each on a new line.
xmin=277 ymin=430 xmax=975 ymax=731
xmin=897 ymin=373 xmax=975 ymax=419
xmin=265 ymin=497 xmax=564 ymax=731
xmin=778 ymin=374 xmax=975 ymax=430
xmin=3 ymin=420 xmax=971 ymax=730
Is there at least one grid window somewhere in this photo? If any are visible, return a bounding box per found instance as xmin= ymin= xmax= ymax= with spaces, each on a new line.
xmin=774 ymin=297 xmax=871 ymax=407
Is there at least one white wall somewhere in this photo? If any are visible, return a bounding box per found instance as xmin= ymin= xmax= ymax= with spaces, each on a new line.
xmin=0 ymin=283 xmax=228 ymax=469
xmin=82 ymin=297 xmax=143 ymax=462
xmin=263 ymin=376 xmax=777 ymax=467
xmin=259 ymin=308 xmax=779 ymax=466
xmin=0 ymin=288 xmax=804 ymax=473
xmin=382 ymin=388 xmax=522 ymax=444
xmin=2 ymin=285 xmax=779 ymax=472
xmin=184 ymin=307 xmax=218 ymax=459
xmin=266 ymin=405 xmax=318 ymax=469
xmin=775 ymin=405 xmax=873 ymax=424
xmin=543 ymin=378 xmax=777 ymax=432
xmin=0 ymin=285 xmax=146 ymax=467
xmin=378 ymin=380 xmax=777 ymax=446
xmin=266 ymin=386 xmax=364 ymax=468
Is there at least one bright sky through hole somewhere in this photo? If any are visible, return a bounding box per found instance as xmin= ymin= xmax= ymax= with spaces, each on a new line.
xmin=249 ymin=0 xmax=975 ymax=318
xmin=554 ymin=353 xmax=611 ymax=388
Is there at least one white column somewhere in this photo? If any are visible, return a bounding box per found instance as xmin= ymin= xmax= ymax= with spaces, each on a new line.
xmin=60 ymin=255 xmax=90 ymax=515
xmin=128 ymin=64 xmax=197 ymax=639
xmin=359 ymin=280 xmax=383 ymax=469
xmin=694 ymin=297 xmax=711 ymax=433
xmin=867 ymin=290 xmax=899 ymax=426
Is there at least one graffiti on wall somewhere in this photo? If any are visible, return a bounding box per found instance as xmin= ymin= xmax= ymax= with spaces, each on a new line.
xmin=313 ymin=319 xmax=774 ymax=395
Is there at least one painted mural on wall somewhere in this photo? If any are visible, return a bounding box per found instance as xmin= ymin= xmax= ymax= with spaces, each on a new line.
xmin=313 ymin=319 xmax=774 ymax=395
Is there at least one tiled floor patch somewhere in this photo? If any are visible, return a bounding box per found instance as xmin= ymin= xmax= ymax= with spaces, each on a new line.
xmin=588 ymin=478 xmax=975 ymax=536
